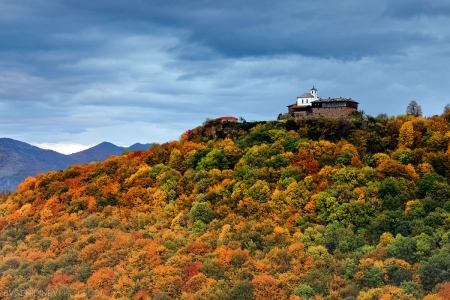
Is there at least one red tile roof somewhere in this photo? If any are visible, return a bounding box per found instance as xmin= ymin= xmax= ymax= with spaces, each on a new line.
xmin=218 ymin=116 xmax=238 ymax=122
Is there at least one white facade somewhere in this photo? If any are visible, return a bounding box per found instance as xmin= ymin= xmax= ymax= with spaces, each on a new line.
xmin=296 ymin=86 xmax=318 ymax=106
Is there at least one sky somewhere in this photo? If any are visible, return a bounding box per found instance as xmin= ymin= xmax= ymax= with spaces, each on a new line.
xmin=1 ymin=0 xmax=450 ymax=154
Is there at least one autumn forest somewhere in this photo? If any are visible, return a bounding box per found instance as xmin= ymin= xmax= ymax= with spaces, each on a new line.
xmin=2 ymin=111 xmax=450 ymax=299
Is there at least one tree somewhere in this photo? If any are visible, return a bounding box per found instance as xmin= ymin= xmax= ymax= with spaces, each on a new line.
xmin=363 ymin=266 xmax=385 ymax=288
xmin=189 ymin=202 xmax=216 ymax=224
xmin=398 ymin=122 xmax=414 ymax=148
xmin=246 ymin=180 xmax=271 ymax=202
xmin=229 ymin=281 xmax=253 ymax=300
xmin=387 ymin=265 xmax=412 ymax=286
xmin=292 ymin=284 xmax=315 ymax=298
xmin=400 ymin=281 xmax=423 ymax=299
xmin=444 ymin=104 xmax=450 ymax=113
xmin=406 ymin=100 xmax=422 ymax=117
xmin=387 ymin=234 xmax=417 ymax=264
xmin=417 ymin=173 xmax=446 ymax=198
xmin=168 ymin=149 xmax=186 ymax=172
xmin=87 ymin=267 xmax=115 ymax=290
xmin=252 ymin=274 xmax=286 ymax=300
xmin=436 ymin=282 xmax=450 ymax=299
xmin=197 ymin=149 xmax=230 ymax=171
xmin=420 ymin=253 xmax=450 ymax=290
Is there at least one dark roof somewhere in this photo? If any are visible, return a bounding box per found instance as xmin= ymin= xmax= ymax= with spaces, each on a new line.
xmin=313 ymin=97 xmax=359 ymax=104
xmin=311 ymin=86 xmax=317 ymax=91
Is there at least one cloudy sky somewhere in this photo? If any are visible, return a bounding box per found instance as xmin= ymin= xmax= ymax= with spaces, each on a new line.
xmin=1 ymin=0 xmax=450 ymax=153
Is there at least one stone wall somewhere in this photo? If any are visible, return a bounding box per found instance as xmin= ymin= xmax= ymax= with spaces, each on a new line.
xmin=278 ymin=106 xmax=358 ymax=121
xmin=311 ymin=106 xmax=357 ymax=118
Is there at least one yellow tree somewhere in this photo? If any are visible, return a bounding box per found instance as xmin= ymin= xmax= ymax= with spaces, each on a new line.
xmin=168 ymin=149 xmax=186 ymax=172
xmin=398 ymin=121 xmax=414 ymax=148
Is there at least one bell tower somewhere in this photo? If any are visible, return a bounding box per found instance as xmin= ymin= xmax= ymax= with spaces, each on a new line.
xmin=310 ymin=86 xmax=318 ymax=100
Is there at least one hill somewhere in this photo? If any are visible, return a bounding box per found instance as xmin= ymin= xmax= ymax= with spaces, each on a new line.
xmin=127 ymin=143 xmax=152 ymax=151
xmin=68 ymin=142 xmax=151 ymax=163
xmin=0 ymin=139 xmax=151 ymax=191
xmin=1 ymin=113 xmax=450 ymax=299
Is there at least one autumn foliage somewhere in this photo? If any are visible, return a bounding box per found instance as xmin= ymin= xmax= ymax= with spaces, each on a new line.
xmin=1 ymin=114 xmax=450 ymax=299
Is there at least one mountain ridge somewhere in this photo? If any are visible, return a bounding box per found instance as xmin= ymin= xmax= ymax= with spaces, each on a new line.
xmin=0 ymin=138 xmax=151 ymax=191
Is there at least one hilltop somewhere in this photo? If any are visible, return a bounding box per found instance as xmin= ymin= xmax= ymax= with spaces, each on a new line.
xmin=1 ymin=113 xmax=450 ymax=299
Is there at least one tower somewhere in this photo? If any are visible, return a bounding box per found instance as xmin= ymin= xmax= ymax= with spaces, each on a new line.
xmin=310 ymin=86 xmax=318 ymax=100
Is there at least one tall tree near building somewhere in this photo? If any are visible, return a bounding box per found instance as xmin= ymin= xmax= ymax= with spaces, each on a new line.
xmin=406 ymin=100 xmax=422 ymax=117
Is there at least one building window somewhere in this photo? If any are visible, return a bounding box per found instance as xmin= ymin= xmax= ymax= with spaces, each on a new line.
xmin=322 ymin=102 xmax=346 ymax=108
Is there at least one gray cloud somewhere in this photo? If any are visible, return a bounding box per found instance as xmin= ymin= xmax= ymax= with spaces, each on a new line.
xmin=383 ymin=0 xmax=450 ymax=19
xmin=0 ymin=0 xmax=449 ymax=149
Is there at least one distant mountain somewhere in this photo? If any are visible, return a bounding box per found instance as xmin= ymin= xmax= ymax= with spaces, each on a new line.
xmin=127 ymin=143 xmax=152 ymax=151
xmin=69 ymin=142 xmax=151 ymax=163
xmin=69 ymin=142 xmax=124 ymax=163
xmin=0 ymin=138 xmax=77 ymax=191
xmin=0 ymin=138 xmax=151 ymax=191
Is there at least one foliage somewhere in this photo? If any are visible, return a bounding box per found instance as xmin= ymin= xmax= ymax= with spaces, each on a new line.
xmin=189 ymin=202 xmax=216 ymax=224
xmin=1 ymin=113 xmax=450 ymax=299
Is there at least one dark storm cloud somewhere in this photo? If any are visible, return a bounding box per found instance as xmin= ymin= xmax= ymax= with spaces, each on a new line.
xmin=0 ymin=0 xmax=449 ymax=149
xmin=55 ymin=0 xmax=440 ymax=60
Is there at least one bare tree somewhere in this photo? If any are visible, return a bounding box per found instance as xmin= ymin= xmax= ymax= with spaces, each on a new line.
xmin=406 ymin=100 xmax=422 ymax=117
xmin=444 ymin=104 xmax=450 ymax=114
xmin=377 ymin=113 xmax=388 ymax=119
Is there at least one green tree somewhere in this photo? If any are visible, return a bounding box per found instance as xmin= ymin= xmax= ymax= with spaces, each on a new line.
xmin=399 ymin=281 xmax=423 ymax=299
xmin=292 ymin=284 xmax=315 ymax=299
xmin=189 ymin=202 xmax=216 ymax=224
xmin=386 ymin=234 xmax=417 ymax=264
xmin=197 ymin=149 xmax=230 ymax=171
xmin=342 ymin=258 xmax=358 ymax=279
xmin=149 ymin=164 xmax=169 ymax=179
xmin=387 ymin=265 xmax=412 ymax=286
xmin=228 ymin=281 xmax=254 ymax=300
xmin=420 ymin=253 xmax=450 ymax=290
xmin=246 ymin=180 xmax=271 ymax=202
xmin=417 ymin=173 xmax=446 ymax=198
xmin=363 ymin=266 xmax=385 ymax=288
xmin=379 ymin=177 xmax=400 ymax=198
xmin=285 ymin=181 xmax=310 ymax=209
xmin=187 ymin=148 xmax=213 ymax=169
xmin=383 ymin=195 xmax=402 ymax=211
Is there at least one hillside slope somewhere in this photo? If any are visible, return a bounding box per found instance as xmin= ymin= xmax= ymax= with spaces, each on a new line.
xmin=1 ymin=114 xmax=450 ymax=299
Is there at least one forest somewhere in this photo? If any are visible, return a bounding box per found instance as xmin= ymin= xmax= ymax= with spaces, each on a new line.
xmin=1 ymin=111 xmax=450 ymax=299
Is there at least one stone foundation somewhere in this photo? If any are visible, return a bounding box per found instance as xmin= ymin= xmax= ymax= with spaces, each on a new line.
xmin=311 ymin=107 xmax=357 ymax=118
